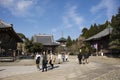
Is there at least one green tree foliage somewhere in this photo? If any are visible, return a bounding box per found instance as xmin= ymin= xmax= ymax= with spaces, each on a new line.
xmin=111 ymin=7 xmax=120 ymax=40
xmin=31 ymin=42 xmax=43 ymax=53
xmin=25 ymin=40 xmax=43 ymax=53
xmin=25 ymin=37 xmax=43 ymax=53
xmin=66 ymin=36 xmax=72 ymax=47
xmin=70 ymin=8 xmax=120 ymax=55
xmin=110 ymin=7 xmax=120 ymax=50
xmin=81 ymin=20 xmax=110 ymax=39
xmin=17 ymin=33 xmax=28 ymax=41
xmin=81 ymin=24 xmax=101 ymax=39
xmin=81 ymin=27 xmax=88 ymax=38
xmin=98 ymin=21 xmax=108 ymax=33
xmin=88 ymin=24 xmax=98 ymax=38
xmin=17 ymin=33 xmax=29 ymax=52
xmin=25 ymin=40 xmax=33 ymax=52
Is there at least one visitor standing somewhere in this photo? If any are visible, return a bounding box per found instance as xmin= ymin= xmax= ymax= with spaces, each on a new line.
xmin=57 ymin=53 xmax=62 ymax=64
xmin=65 ymin=53 xmax=69 ymax=61
xmin=77 ymin=49 xmax=82 ymax=64
xmin=62 ymin=53 xmax=65 ymax=62
xmin=42 ymin=51 xmax=48 ymax=72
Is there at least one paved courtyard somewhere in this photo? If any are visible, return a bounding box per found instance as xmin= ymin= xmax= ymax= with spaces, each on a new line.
xmin=0 ymin=56 xmax=120 ymax=80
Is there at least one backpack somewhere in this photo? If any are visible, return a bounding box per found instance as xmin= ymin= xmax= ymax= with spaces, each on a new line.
xmin=36 ymin=57 xmax=40 ymax=64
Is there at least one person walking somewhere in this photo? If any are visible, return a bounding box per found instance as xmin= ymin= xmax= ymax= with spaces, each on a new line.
xmin=48 ymin=51 xmax=56 ymax=69
xmin=65 ymin=53 xmax=69 ymax=61
xmin=42 ymin=51 xmax=48 ymax=72
xmin=35 ymin=53 xmax=41 ymax=70
xmin=36 ymin=56 xmax=40 ymax=70
xmin=77 ymin=49 xmax=82 ymax=64
xmin=78 ymin=52 xmax=82 ymax=64
xmin=84 ymin=50 xmax=90 ymax=64
xmin=82 ymin=47 xmax=90 ymax=64
xmin=62 ymin=53 xmax=65 ymax=62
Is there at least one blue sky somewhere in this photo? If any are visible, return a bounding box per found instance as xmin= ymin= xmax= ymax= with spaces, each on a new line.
xmin=0 ymin=0 xmax=120 ymax=40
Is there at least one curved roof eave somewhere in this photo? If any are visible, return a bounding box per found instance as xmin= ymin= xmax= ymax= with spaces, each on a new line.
xmin=84 ymin=26 xmax=113 ymax=42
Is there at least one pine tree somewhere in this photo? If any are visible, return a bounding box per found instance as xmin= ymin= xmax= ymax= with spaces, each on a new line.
xmin=66 ymin=36 xmax=72 ymax=47
xmin=110 ymin=7 xmax=120 ymax=50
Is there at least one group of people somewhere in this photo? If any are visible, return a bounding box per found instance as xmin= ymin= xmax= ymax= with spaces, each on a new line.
xmin=77 ymin=49 xmax=90 ymax=64
xmin=57 ymin=53 xmax=69 ymax=64
xmin=35 ymin=49 xmax=90 ymax=72
xmin=35 ymin=51 xmax=69 ymax=72
xmin=35 ymin=51 xmax=56 ymax=72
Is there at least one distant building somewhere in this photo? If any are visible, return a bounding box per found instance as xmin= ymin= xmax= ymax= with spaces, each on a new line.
xmin=0 ymin=20 xmax=23 ymax=61
xmin=33 ymin=34 xmax=59 ymax=53
xmin=56 ymin=37 xmax=67 ymax=47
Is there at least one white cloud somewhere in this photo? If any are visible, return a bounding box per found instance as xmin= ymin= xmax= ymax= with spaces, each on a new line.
xmin=17 ymin=1 xmax=32 ymax=12
xmin=90 ymin=0 xmax=117 ymax=20
xmin=0 ymin=0 xmax=33 ymax=16
xmin=0 ymin=0 xmax=13 ymax=7
xmin=68 ymin=6 xmax=83 ymax=26
xmin=63 ymin=5 xmax=84 ymax=29
xmin=13 ymin=0 xmax=33 ymax=16
xmin=63 ymin=16 xmax=72 ymax=28
xmin=0 ymin=0 xmax=44 ymax=17
xmin=51 ymin=5 xmax=84 ymax=35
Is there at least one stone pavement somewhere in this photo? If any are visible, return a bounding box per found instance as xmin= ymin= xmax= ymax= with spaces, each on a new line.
xmin=0 ymin=65 xmax=37 ymax=78
xmin=0 ymin=56 xmax=120 ymax=80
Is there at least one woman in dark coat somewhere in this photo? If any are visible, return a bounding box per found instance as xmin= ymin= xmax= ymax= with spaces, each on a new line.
xmin=42 ymin=51 xmax=48 ymax=72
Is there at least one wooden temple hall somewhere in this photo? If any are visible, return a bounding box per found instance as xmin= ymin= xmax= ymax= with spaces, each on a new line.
xmin=0 ymin=20 xmax=23 ymax=61
xmin=84 ymin=25 xmax=113 ymax=54
xmin=33 ymin=34 xmax=59 ymax=53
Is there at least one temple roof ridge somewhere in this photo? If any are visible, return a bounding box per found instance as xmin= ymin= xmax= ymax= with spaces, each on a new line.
xmin=0 ymin=20 xmax=11 ymax=28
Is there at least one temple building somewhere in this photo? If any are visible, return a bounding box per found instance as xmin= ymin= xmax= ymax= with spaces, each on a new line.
xmin=0 ymin=20 xmax=23 ymax=61
xmin=84 ymin=24 xmax=113 ymax=54
xmin=56 ymin=37 xmax=67 ymax=47
xmin=33 ymin=34 xmax=59 ymax=53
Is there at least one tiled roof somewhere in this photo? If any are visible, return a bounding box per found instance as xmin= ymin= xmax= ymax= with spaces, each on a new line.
xmin=85 ymin=25 xmax=113 ymax=41
xmin=0 ymin=20 xmax=11 ymax=28
xmin=0 ymin=20 xmax=23 ymax=42
xmin=56 ymin=37 xmax=66 ymax=42
xmin=34 ymin=34 xmax=59 ymax=46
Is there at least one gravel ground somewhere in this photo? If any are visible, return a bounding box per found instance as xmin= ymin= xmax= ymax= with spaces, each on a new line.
xmin=0 ymin=56 xmax=120 ymax=80
xmin=0 ymin=59 xmax=35 ymax=66
xmin=94 ymin=69 xmax=120 ymax=80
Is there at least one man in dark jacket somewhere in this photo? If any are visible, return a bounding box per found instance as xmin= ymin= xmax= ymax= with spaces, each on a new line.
xmin=78 ymin=52 xmax=82 ymax=64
